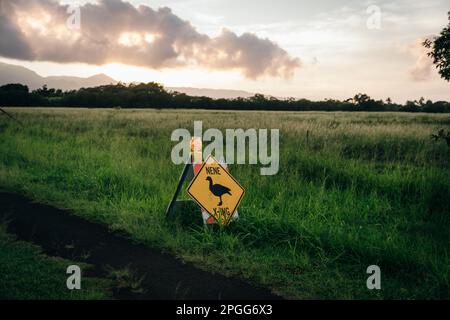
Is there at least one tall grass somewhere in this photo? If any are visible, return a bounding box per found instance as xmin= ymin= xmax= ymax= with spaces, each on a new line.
xmin=0 ymin=108 xmax=449 ymax=299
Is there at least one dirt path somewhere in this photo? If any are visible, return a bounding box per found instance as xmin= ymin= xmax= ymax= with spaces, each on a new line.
xmin=0 ymin=192 xmax=280 ymax=300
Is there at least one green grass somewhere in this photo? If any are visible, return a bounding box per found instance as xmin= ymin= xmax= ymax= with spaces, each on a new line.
xmin=0 ymin=107 xmax=449 ymax=299
xmin=0 ymin=226 xmax=111 ymax=299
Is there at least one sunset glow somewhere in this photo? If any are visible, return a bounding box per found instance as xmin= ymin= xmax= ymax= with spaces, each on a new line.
xmin=0 ymin=0 xmax=449 ymax=102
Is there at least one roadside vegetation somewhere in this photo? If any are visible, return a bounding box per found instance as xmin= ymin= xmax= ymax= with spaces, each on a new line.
xmin=0 ymin=226 xmax=111 ymax=299
xmin=0 ymin=108 xmax=449 ymax=299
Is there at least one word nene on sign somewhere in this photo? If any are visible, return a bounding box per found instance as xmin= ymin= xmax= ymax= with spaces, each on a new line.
xmin=187 ymin=155 xmax=245 ymax=225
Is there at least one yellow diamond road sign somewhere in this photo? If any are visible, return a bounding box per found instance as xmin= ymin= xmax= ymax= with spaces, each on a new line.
xmin=187 ymin=155 xmax=245 ymax=225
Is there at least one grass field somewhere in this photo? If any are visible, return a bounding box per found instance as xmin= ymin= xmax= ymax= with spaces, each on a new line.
xmin=0 ymin=107 xmax=449 ymax=299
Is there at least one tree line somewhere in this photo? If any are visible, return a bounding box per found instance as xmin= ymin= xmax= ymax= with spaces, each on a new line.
xmin=0 ymin=82 xmax=449 ymax=113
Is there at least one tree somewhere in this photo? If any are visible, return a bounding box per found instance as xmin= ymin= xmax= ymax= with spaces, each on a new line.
xmin=34 ymin=85 xmax=53 ymax=97
xmin=353 ymin=93 xmax=371 ymax=105
xmin=402 ymin=100 xmax=421 ymax=112
xmin=0 ymin=83 xmax=29 ymax=92
xmin=352 ymin=93 xmax=384 ymax=111
xmin=0 ymin=83 xmax=34 ymax=106
xmin=0 ymin=81 xmax=447 ymax=112
xmin=423 ymin=11 xmax=450 ymax=81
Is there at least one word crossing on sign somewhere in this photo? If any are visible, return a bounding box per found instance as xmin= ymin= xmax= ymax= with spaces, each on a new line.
xmin=187 ymin=155 xmax=245 ymax=225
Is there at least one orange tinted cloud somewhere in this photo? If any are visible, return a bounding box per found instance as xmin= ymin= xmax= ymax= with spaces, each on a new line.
xmin=406 ymin=37 xmax=434 ymax=81
xmin=0 ymin=0 xmax=300 ymax=79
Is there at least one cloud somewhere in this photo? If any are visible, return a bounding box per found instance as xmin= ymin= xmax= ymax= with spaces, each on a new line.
xmin=405 ymin=37 xmax=434 ymax=81
xmin=0 ymin=0 xmax=300 ymax=79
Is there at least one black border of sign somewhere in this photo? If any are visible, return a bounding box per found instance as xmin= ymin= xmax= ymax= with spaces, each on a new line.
xmin=187 ymin=155 xmax=245 ymax=225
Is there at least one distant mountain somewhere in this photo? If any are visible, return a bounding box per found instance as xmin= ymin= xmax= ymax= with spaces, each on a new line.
xmin=43 ymin=74 xmax=116 ymax=91
xmin=0 ymin=62 xmax=43 ymax=89
xmin=0 ymin=62 xmax=117 ymax=90
xmin=166 ymin=87 xmax=254 ymax=99
xmin=0 ymin=62 xmax=255 ymax=98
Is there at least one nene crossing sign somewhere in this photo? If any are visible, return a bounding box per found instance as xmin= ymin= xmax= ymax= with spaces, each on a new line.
xmin=187 ymin=155 xmax=245 ymax=225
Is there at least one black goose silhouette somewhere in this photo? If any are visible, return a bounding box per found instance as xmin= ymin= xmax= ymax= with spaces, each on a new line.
xmin=206 ymin=176 xmax=231 ymax=206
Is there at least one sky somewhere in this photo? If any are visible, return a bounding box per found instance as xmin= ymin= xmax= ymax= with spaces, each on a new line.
xmin=0 ymin=0 xmax=449 ymax=103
